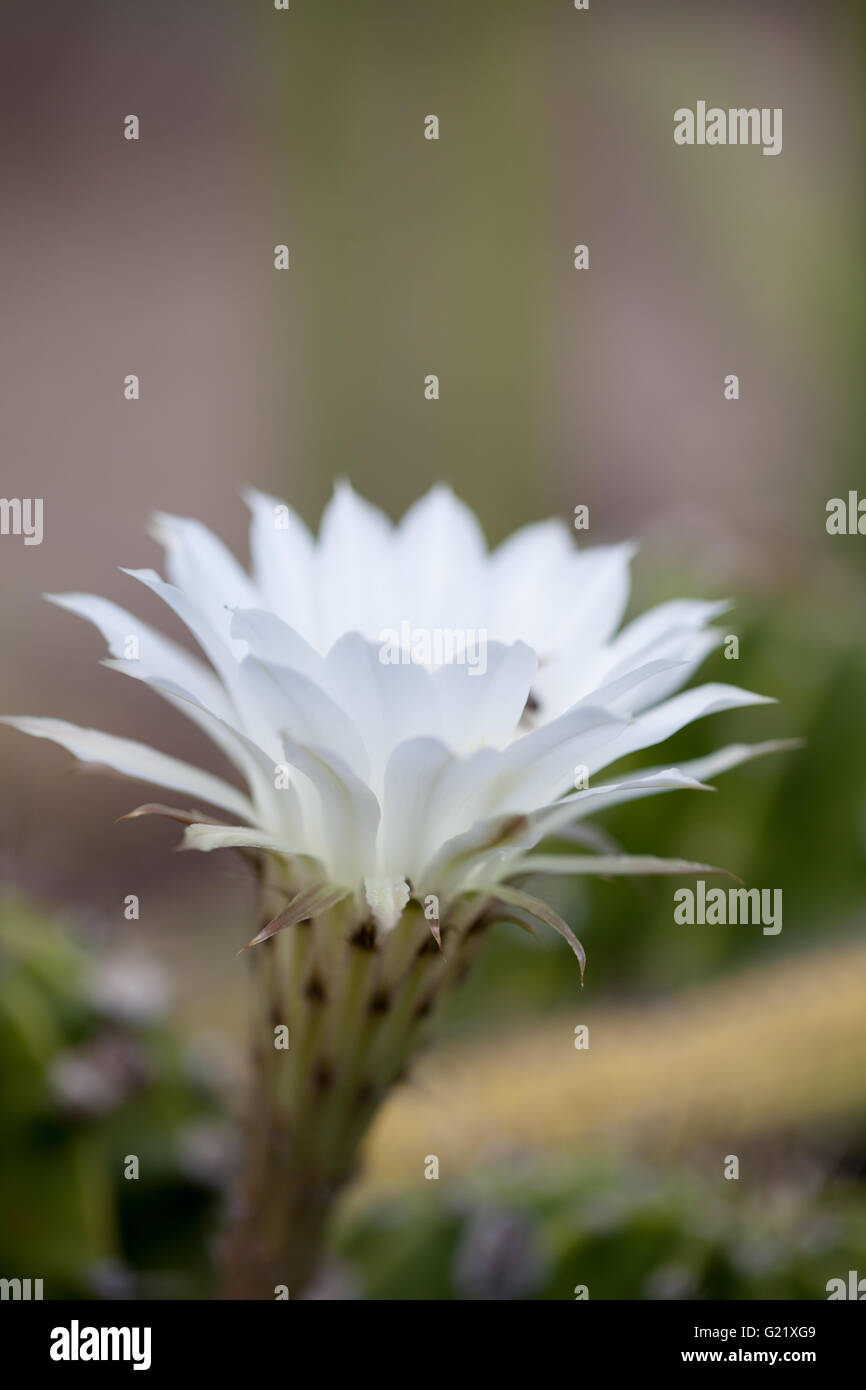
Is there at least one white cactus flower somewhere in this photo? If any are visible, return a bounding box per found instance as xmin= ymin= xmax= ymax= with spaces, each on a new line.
xmin=4 ymin=483 xmax=784 ymax=948
xmin=3 ymin=482 xmax=792 ymax=1296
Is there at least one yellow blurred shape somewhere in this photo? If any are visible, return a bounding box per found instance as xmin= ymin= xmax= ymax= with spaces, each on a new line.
xmin=356 ymin=939 xmax=866 ymax=1196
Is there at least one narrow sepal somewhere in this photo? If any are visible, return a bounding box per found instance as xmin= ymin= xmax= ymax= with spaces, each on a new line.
xmin=486 ymin=882 xmax=586 ymax=982
xmin=240 ymin=883 xmax=351 ymax=952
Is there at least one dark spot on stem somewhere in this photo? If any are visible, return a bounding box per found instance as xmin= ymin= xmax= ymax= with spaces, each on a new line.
xmin=304 ymin=973 xmax=326 ymax=1003
xmin=368 ymin=989 xmax=391 ymax=1015
xmin=350 ymin=921 xmax=377 ymax=950
xmin=311 ymin=1060 xmax=334 ymax=1092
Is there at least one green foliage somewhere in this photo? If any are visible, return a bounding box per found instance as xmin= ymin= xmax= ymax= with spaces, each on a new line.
xmin=0 ymin=902 xmax=224 ymax=1298
xmin=334 ymin=1157 xmax=866 ymax=1301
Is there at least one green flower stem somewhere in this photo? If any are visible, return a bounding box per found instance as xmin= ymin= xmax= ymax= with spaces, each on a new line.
xmin=218 ymin=898 xmax=495 ymax=1298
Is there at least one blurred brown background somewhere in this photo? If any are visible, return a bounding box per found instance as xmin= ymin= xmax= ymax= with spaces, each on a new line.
xmin=1 ymin=0 xmax=865 ymax=1301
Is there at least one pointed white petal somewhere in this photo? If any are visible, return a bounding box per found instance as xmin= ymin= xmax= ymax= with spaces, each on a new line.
xmin=317 ymin=482 xmax=394 ymax=643
xmin=393 ymin=484 xmax=488 ymax=631
xmin=0 ymin=717 xmax=254 ymax=822
xmin=104 ymin=668 xmax=303 ymax=842
xmin=279 ymin=736 xmax=381 ymax=885
xmin=47 ymin=590 xmax=250 ymax=779
xmin=181 ymin=823 xmax=299 ymax=855
xmin=409 ymin=745 xmax=505 ymax=868
xmin=525 ymin=740 xmax=797 ymax=844
xmin=488 ymin=518 xmax=577 ymax=648
xmin=380 ymin=736 xmax=456 ymax=879
xmin=244 ymin=489 xmax=316 ymax=637
xmin=506 ymin=853 xmax=734 ymax=879
xmin=150 ymin=512 xmax=258 ymax=638
xmin=641 ymin=737 xmax=802 ymax=784
xmin=45 ymin=592 xmax=232 ymax=720
xmin=490 ymin=703 xmax=630 ymax=810
xmin=100 ymin=656 xmax=270 ymax=786
xmin=236 ymin=655 xmax=371 ymax=781
xmin=579 ymin=656 xmax=692 ymax=715
xmin=588 ymin=684 xmax=775 ymax=774
xmin=229 ymin=608 xmax=325 ymax=685
xmin=531 ymin=770 xmax=711 ymax=842
xmin=324 ymin=633 xmax=438 ymax=785
xmin=555 ymin=543 xmax=635 ymax=654
xmin=431 ymin=640 xmax=537 ymax=752
xmin=121 ymin=568 xmax=243 ymax=692
xmin=609 ymin=598 xmax=730 ymax=661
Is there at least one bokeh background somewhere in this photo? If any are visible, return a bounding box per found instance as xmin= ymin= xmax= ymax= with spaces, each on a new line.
xmin=1 ymin=0 xmax=864 ymax=1299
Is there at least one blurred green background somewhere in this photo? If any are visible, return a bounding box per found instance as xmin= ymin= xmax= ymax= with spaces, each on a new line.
xmin=1 ymin=0 xmax=864 ymax=1298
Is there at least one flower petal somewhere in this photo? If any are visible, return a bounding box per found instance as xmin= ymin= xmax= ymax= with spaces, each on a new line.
xmin=317 ymin=482 xmax=394 ymax=644
xmin=588 ymin=684 xmax=775 ymax=774
xmin=0 ymin=717 xmax=254 ymax=821
xmin=279 ymin=736 xmax=381 ymax=885
xmin=244 ymin=489 xmax=316 ymax=639
xmin=149 ymin=512 xmax=258 ymax=640
xmin=181 ymin=823 xmax=300 ymax=856
xmin=431 ymin=640 xmax=537 ymax=752
xmin=507 ymin=852 xmax=736 ymax=879
xmin=393 ymin=484 xmax=488 ymax=632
